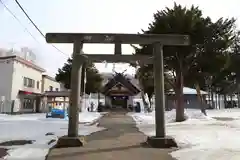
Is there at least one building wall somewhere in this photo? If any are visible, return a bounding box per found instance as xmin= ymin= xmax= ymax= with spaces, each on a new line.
xmin=60 ymin=83 xmax=68 ymax=91
xmin=0 ymin=59 xmax=14 ymax=112
xmin=132 ymin=94 xmax=209 ymax=112
xmin=0 ymin=55 xmax=67 ymax=113
xmin=42 ymin=76 xmax=61 ymax=92
xmin=40 ymin=76 xmax=62 ymax=112
xmin=12 ymin=60 xmax=43 ymax=97
xmin=166 ymin=94 xmax=209 ymax=110
xmin=11 ymin=60 xmax=43 ymax=112
xmin=105 ymin=96 xmax=112 ymax=107
xmin=127 ymin=96 xmax=133 ymax=106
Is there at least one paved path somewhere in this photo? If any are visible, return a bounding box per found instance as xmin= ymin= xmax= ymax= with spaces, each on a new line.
xmin=46 ymin=112 xmax=176 ymax=160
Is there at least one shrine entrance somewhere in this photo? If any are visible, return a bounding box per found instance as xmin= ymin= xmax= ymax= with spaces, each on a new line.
xmin=46 ymin=32 xmax=189 ymax=148
xmin=111 ymin=96 xmax=128 ymax=108
xmin=102 ymin=72 xmax=140 ymax=110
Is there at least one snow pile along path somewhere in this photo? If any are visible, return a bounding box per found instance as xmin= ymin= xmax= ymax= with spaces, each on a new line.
xmin=0 ymin=112 xmax=105 ymax=160
xmin=129 ymin=109 xmax=240 ymax=160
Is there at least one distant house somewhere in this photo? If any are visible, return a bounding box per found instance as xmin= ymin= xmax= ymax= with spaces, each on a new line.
xmin=42 ymin=74 xmax=62 ymax=92
xmin=166 ymin=87 xmax=208 ymax=110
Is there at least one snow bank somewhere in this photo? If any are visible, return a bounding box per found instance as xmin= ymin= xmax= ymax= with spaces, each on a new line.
xmin=130 ymin=109 xmax=240 ymax=160
xmin=207 ymin=108 xmax=240 ymax=119
xmin=0 ymin=112 xmax=105 ymax=160
xmin=63 ymin=112 xmax=104 ymax=124
xmin=0 ymin=113 xmax=45 ymax=121
xmin=169 ymin=87 xmax=208 ymax=94
xmin=79 ymin=112 xmax=101 ymax=123
xmin=6 ymin=147 xmax=49 ymax=160
xmin=128 ymin=109 xmax=211 ymax=125
xmin=0 ymin=112 xmax=103 ymax=124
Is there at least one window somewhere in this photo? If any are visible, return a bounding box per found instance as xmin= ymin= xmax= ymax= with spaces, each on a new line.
xmin=23 ymin=98 xmax=34 ymax=109
xmin=56 ymin=88 xmax=59 ymax=91
xmin=49 ymin=86 xmax=53 ymax=91
xmin=23 ymin=77 xmax=27 ymax=86
xmin=23 ymin=77 xmax=35 ymax=88
xmin=28 ymin=79 xmax=35 ymax=88
xmin=30 ymin=79 xmax=35 ymax=88
xmin=37 ymin=81 xmax=40 ymax=89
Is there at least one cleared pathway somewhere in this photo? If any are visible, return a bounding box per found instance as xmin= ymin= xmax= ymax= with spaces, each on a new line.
xmin=46 ymin=112 xmax=176 ymax=160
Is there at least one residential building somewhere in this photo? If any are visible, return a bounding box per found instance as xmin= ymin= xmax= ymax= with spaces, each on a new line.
xmin=42 ymin=74 xmax=61 ymax=92
xmin=0 ymin=56 xmax=45 ymax=113
xmin=0 ymin=55 xmax=63 ymax=113
xmin=41 ymin=74 xmax=65 ymax=112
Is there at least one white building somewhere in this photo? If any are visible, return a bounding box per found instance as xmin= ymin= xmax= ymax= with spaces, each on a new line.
xmin=0 ymin=55 xmax=62 ymax=113
xmin=42 ymin=74 xmax=62 ymax=92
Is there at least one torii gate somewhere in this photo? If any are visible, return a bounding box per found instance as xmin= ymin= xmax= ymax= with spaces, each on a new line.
xmin=46 ymin=33 xmax=189 ymax=148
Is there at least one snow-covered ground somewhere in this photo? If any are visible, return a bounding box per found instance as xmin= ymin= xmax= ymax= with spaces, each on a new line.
xmin=0 ymin=112 xmax=105 ymax=160
xmin=129 ymin=109 xmax=240 ymax=160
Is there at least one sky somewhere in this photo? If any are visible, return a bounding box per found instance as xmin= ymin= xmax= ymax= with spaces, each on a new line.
xmin=0 ymin=0 xmax=240 ymax=77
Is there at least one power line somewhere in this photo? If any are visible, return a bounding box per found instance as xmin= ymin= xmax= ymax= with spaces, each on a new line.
xmin=14 ymin=0 xmax=69 ymax=57
xmin=0 ymin=0 xmax=41 ymax=44
xmin=15 ymin=0 xmax=44 ymax=37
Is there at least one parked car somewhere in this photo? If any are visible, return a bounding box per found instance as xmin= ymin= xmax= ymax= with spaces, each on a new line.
xmin=46 ymin=108 xmax=67 ymax=119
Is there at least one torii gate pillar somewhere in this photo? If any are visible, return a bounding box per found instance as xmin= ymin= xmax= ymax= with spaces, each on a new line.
xmin=54 ymin=42 xmax=85 ymax=148
xmin=146 ymin=43 xmax=178 ymax=148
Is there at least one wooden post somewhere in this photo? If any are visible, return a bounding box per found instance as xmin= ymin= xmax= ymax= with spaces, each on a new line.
xmin=153 ymin=43 xmax=166 ymax=137
xmin=68 ymin=42 xmax=83 ymax=137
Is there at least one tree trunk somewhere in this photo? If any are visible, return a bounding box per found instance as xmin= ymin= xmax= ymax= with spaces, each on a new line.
xmin=215 ymin=93 xmax=218 ymax=109
xmin=175 ymin=71 xmax=185 ymax=122
xmin=211 ymin=89 xmax=214 ymax=109
xmin=218 ymin=94 xmax=221 ymax=109
xmin=79 ymin=63 xmax=86 ymax=112
xmin=237 ymin=93 xmax=240 ymax=108
xmin=224 ymin=94 xmax=227 ymax=108
xmin=97 ymin=92 xmax=100 ymax=106
xmin=147 ymin=94 xmax=152 ymax=109
xmin=139 ymin=79 xmax=149 ymax=112
xmin=195 ymin=83 xmax=207 ymax=116
xmin=141 ymin=92 xmax=149 ymax=112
